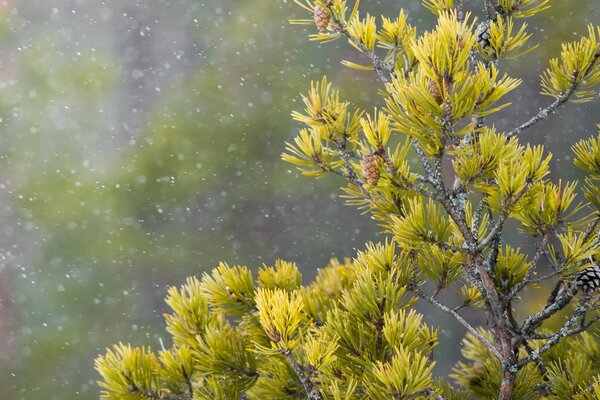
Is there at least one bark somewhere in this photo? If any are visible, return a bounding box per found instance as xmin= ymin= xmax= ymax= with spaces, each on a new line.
xmin=498 ymin=369 xmax=515 ymax=400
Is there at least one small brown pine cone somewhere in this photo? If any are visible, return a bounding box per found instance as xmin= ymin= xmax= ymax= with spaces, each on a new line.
xmin=361 ymin=154 xmax=382 ymax=186
xmin=457 ymin=33 xmax=465 ymax=50
xmin=314 ymin=6 xmax=330 ymax=33
xmin=428 ymin=79 xmax=442 ymax=104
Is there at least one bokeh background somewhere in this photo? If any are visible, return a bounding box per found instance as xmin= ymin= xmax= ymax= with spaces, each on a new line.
xmin=0 ymin=1 xmax=599 ymax=399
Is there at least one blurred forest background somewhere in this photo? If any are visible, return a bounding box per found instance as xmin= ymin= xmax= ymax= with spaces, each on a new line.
xmin=0 ymin=1 xmax=599 ymax=399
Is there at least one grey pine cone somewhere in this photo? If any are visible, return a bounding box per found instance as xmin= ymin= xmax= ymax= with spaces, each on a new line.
xmin=576 ymin=266 xmax=600 ymax=293
xmin=475 ymin=20 xmax=491 ymax=50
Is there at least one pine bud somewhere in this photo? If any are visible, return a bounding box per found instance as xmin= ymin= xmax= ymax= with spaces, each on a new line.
xmin=361 ymin=153 xmax=383 ymax=186
xmin=576 ymin=266 xmax=600 ymax=293
xmin=314 ymin=6 xmax=330 ymax=33
xmin=475 ymin=21 xmax=491 ymax=51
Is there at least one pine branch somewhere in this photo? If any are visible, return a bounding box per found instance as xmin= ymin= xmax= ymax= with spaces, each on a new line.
xmin=583 ymin=214 xmax=600 ymax=243
xmin=476 ymin=183 xmax=532 ymax=251
xmin=414 ymin=388 xmax=448 ymax=400
xmin=522 ymin=339 xmax=549 ymax=381
xmin=507 ymin=48 xmax=599 ymax=138
xmin=412 ymin=140 xmax=436 ymax=181
xmin=472 ymin=196 xmax=488 ymax=241
xmin=520 ymin=282 xmax=578 ymax=336
xmin=326 ymin=6 xmax=391 ymax=84
xmin=455 ymin=0 xmax=464 ymax=21
xmin=484 ymin=0 xmax=501 ymax=19
xmin=504 ymin=233 xmax=550 ymax=301
xmin=414 ymin=287 xmax=504 ymax=360
xmin=282 ymin=350 xmax=323 ymax=400
xmin=125 ymin=374 xmax=188 ymax=400
xmin=517 ymin=305 xmax=600 ymax=369
xmin=334 ymin=138 xmax=366 ymax=188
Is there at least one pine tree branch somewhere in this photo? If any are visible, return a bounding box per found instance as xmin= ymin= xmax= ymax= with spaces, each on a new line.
xmin=484 ymin=0 xmax=502 ymax=19
xmin=523 ymin=270 xmax=560 ymax=285
xmin=520 ymin=282 xmax=578 ymax=336
xmin=476 ymin=183 xmax=531 ymax=251
xmin=431 ymin=155 xmax=475 ymax=244
xmin=335 ymin=138 xmax=366 ymax=188
xmin=583 ymin=214 xmax=600 ymax=243
xmin=455 ymin=0 xmax=464 ymax=21
xmin=392 ymin=179 xmax=440 ymax=204
xmin=471 ymin=196 xmax=488 ymax=242
xmin=326 ymin=7 xmax=391 ymax=84
xmin=412 ymin=140 xmax=436 ymax=180
xmin=125 ymin=374 xmax=189 ymax=400
xmin=522 ymin=339 xmax=549 ymax=381
xmin=506 ymin=74 xmax=578 ymax=138
xmin=517 ymin=306 xmax=600 ymax=369
xmin=414 ymin=388 xmax=448 ymax=400
xmin=282 ymin=350 xmax=323 ymax=400
xmin=414 ymin=287 xmax=503 ymax=360
xmin=504 ymin=233 xmax=550 ymax=301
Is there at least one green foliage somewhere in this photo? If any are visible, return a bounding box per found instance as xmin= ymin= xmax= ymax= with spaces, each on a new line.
xmin=541 ymin=25 xmax=600 ymax=102
xmin=478 ymin=16 xmax=536 ymax=60
xmin=452 ymin=332 xmax=543 ymax=399
xmin=497 ymin=0 xmax=550 ymax=19
xmin=97 ymin=241 xmax=441 ymax=399
xmin=574 ymin=128 xmax=600 ymax=210
xmin=96 ymin=344 xmax=162 ymax=400
xmin=97 ymin=1 xmax=600 ymax=399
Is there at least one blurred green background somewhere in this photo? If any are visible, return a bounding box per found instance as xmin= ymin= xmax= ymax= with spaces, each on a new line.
xmin=0 ymin=1 xmax=599 ymax=399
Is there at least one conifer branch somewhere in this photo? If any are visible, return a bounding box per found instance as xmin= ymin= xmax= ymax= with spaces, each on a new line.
xmin=583 ymin=214 xmax=600 ymax=243
xmin=504 ymin=233 xmax=550 ymax=301
xmin=455 ymin=0 xmax=464 ymax=22
xmin=412 ymin=141 xmax=436 ymax=181
xmin=529 ymin=271 xmax=560 ymax=284
xmin=507 ymin=49 xmax=600 ymax=138
xmin=282 ymin=350 xmax=323 ymax=400
xmin=484 ymin=0 xmax=502 ymax=19
xmin=521 ymin=339 xmax=549 ymax=380
xmin=517 ymin=305 xmax=600 ymax=368
xmin=471 ymin=196 xmax=488 ymax=241
xmin=506 ymin=75 xmax=578 ymax=138
xmin=326 ymin=6 xmax=391 ymax=84
xmin=414 ymin=287 xmax=503 ymax=360
xmin=335 ymin=138 xmax=367 ymax=189
xmin=125 ymin=375 xmax=186 ymax=400
xmin=476 ymin=183 xmax=531 ymax=251
xmin=415 ymin=388 xmax=448 ymax=400
xmin=520 ymin=282 xmax=578 ymax=336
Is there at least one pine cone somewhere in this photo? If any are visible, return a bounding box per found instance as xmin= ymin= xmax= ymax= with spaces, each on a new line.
xmin=314 ymin=6 xmax=330 ymax=33
xmin=457 ymin=33 xmax=465 ymax=50
xmin=361 ymin=154 xmax=383 ymax=186
xmin=428 ymin=79 xmax=442 ymax=104
xmin=576 ymin=266 xmax=600 ymax=293
xmin=475 ymin=21 xmax=491 ymax=51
